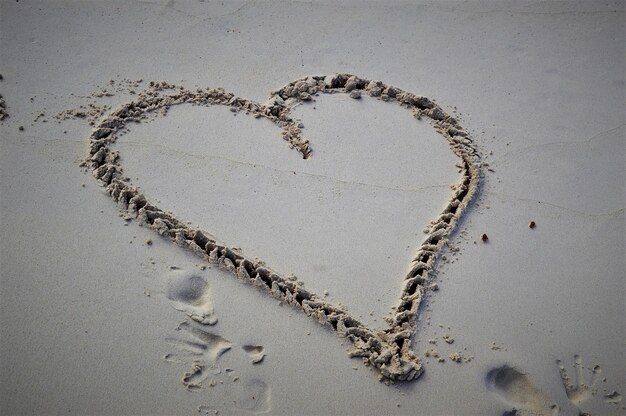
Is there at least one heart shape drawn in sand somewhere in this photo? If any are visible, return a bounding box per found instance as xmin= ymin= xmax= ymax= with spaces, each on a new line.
xmin=83 ymin=74 xmax=480 ymax=383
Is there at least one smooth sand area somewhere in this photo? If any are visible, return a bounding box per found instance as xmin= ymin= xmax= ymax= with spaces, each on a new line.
xmin=1 ymin=1 xmax=624 ymax=415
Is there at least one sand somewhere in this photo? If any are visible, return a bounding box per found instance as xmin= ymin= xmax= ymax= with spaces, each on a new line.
xmin=80 ymin=75 xmax=479 ymax=382
xmin=1 ymin=1 xmax=624 ymax=415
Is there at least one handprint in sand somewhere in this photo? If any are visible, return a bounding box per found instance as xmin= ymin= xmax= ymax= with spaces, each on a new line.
xmin=556 ymin=355 xmax=602 ymax=407
xmin=164 ymin=321 xmax=232 ymax=390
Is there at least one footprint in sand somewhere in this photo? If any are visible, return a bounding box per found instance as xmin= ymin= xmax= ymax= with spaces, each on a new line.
xmin=242 ymin=345 xmax=266 ymax=364
xmin=488 ymin=356 xmax=623 ymax=416
xmin=163 ymin=270 xmax=271 ymax=412
xmin=165 ymin=321 xmax=272 ymax=413
xmin=226 ymin=378 xmax=272 ymax=414
xmin=486 ymin=365 xmax=559 ymax=416
xmin=166 ymin=270 xmax=217 ymax=325
xmin=164 ymin=320 xmax=232 ymax=390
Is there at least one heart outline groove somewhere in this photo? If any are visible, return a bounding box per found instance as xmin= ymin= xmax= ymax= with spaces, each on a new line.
xmin=83 ymin=74 xmax=481 ymax=383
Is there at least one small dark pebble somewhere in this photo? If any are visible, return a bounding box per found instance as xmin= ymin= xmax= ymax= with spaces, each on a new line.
xmin=529 ymin=221 xmax=536 ymax=229
xmin=18 ymin=126 xmax=24 ymax=131
xmin=481 ymin=233 xmax=488 ymax=242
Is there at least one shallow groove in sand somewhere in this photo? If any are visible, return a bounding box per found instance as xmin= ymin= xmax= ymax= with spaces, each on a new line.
xmin=82 ymin=74 xmax=481 ymax=382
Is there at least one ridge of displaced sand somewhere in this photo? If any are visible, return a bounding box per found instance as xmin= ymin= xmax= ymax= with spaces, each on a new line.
xmin=0 ymin=95 xmax=7 ymax=120
xmin=81 ymin=74 xmax=481 ymax=383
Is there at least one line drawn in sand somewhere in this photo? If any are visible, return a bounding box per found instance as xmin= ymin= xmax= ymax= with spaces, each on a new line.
xmin=487 ymin=355 xmax=623 ymax=416
xmin=82 ymin=73 xmax=481 ymax=382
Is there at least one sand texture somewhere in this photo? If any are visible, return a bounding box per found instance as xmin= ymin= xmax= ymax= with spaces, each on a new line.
xmin=82 ymin=75 xmax=479 ymax=382
xmin=1 ymin=1 xmax=624 ymax=415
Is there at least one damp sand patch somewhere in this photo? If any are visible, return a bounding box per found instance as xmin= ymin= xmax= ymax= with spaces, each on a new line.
xmin=81 ymin=74 xmax=481 ymax=382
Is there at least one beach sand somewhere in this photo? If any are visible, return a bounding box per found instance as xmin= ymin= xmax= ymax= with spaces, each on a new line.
xmin=1 ymin=1 xmax=624 ymax=415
